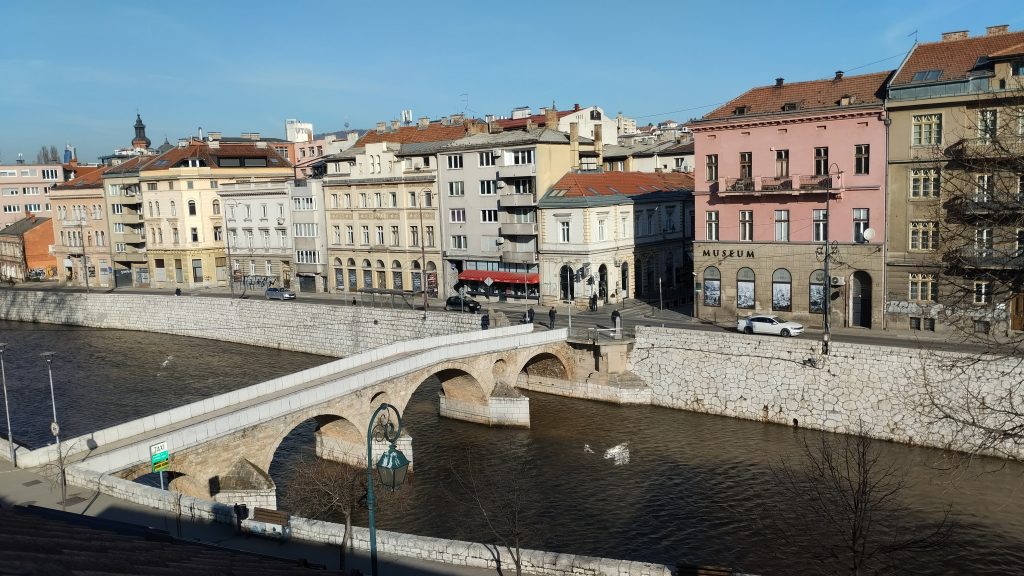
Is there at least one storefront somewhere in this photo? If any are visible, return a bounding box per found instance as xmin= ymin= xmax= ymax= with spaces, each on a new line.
xmin=456 ymin=269 xmax=539 ymax=300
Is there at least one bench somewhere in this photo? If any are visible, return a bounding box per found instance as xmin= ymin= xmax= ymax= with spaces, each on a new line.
xmin=243 ymin=507 xmax=291 ymax=541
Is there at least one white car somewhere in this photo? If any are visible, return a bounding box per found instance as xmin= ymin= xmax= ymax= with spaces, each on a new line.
xmin=737 ymin=315 xmax=804 ymax=337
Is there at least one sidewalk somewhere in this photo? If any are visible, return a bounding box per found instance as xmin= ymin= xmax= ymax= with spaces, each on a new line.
xmin=0 ymin=459 xmax=506 ymax=575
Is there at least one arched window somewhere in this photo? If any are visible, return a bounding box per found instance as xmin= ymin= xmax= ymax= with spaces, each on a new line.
xmin=362 ymin=259 xmax=372 ymax=288
xmin=155 ymin=201 xmax=161 ymax=216
xmin=391 ymin=260 xmax=403 ymax=290
xmin=809 ymin=269 xmax=826 ymax=313
xmin=188 ymin=200 xmax=197 ymax=216
xmin=772 ymin=269 xmax=792 ymax=311
xmin=170 ymin=201 xmax=177 ymax=217
xmin=703 ymin=266 xmax=721 ymax=307
xmin=147 ymin=202 xmax=153 ymax=217
xmin=212 ymin=200 xmax=221 ymax=215
xmin=736 ymin=267 xmax=755 ymax=309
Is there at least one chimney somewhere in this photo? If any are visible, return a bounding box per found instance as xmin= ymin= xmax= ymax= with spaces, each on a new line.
xmin=467 ymin=121 xmax=487 ymax=136
xmin=526 ymin=119 xmax=536 ymax=130
xmin=376 ymin=122 xmax=386 ymax=133
xmin=418 ymin=116 xmax=430 ymax=129
xmin=834 ymin=70 xmax=844 ymax=80
xmin=487 ymin=120 xmax=502 ymax=134
xmin=573 ymin=103 xmax=580 ymax=111
xmin=941 ymin=30 xmax=969 ymax=41
xmin=775 ymin=78 xmax=784 ymax=87
xmin=986 ymin=25 xmax=1009 ymax=36
xmin=209 ymin=131 xmax=222 ymax=141
xmin=593 ymin=124 xmax=604 ymax=166
xmin=569 ymin=122 xmax=580 ymax=170
xmin=390 ymin=120 xmax=400 ymax=131
xmin=544 ymin=106 xmax=558 ymax=128
xmin=450 ymin=113 xmax=464 ymax=125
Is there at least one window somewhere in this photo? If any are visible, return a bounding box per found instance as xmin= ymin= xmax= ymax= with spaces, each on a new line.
xmin=296 ymin=250 xmax=321 ymax=264
xmin=739 ymin=152 xmax=752 ymax=179
xmin=598 ymin=219 xmax=606 ymax=241
xmin=346 ymin=225 xmax=354 ymax=244
xmin=361 ymin=225 xmax=369 ymax=245
xmin=186 ymin=181 xmax=194 ymax=190
xmin=410 ymin=225 xmax=419 ymax=247
xmin=374 ymin=192 xmax=382 ymax=207
xmin=774 ymin=210 xmax=789 ymax=241
xmin=425 ymin=226 xmax=435 ymax=247
xmin=450 ymin=209 xmax=466 ymax=223
xmin=447 ymin=155 xmax=464 ymax=169
xmin=479 ymin=152 xmax=495 ymax=167
xmin=705 ymin=154 xmax=718 ymax=181
xmin=388 ymin=225 xmax=399 ymax=246
xmin=210 ymin=181 xmax=218 ymax=189
xmin=451 ymin=235 xmax=468 ymax=249
xmin=512 ymin=179 xmax=533 ymax=194
xmin=910 ymin=221 xmax=938 ymax=250
xmin=111 ymin=204 xmax=123 ymax=215
xmin=359 ymin=193 xmax=367 ymax=208
xmin=809 ymin=269 xmax=826 ymax=313
xmin=167 ymin=181 xmax=174 ymax=190
xmin=739 ymin=211 xmax=753 ymax=241
xmin=479 ymin=180 xmax=496 ymax=195
xmin=910 ymin=317 xmax=936 ymax=331
xmin=292 ymin=197 xmax=316 ymax=211
xmin=911 ymin=169 xmax=940 ymax=198
xmin=146 ymin=182 xmax=157 ymax=191
xmin=975 ymin=174 xmax=994 ymax=202
xmin=375 ymin=226 xmax=384 ymax=245
xmin=736 ymin=267 xmax=755 ymax=309
xmin=42 ymin=169 xmax=58 ymax=180
xmin=814 ymin=147 xmax=829 ymax=176
xmin=390 ymin=192 xmax=397 ymax=207
xmin=705 ymin=211 xmax=719 ymax=241
xmin=262 ymin=229 xmax=271 ymax=247
xmin=512 ymin=149 xmax=534 ymax=165
xmin=854 ymin=144 xmax=870 ymax=175
xmin=115 ymin=242 xmax=126 ymax=253
xmin=190 ymin=227 xmax=199 ymax=242
xmin=775 ymin=149 xmax=789 ymax=178
xmin=214 ymin=226 xmax=223 ymax=241
xmin=912 ymin=114 xmax=942 ymax=145
xmin=909 ymin=273 xmax=938 ymax=302
xmin=172 ymin=228 xmax=180 ymax=244
xmin=975 ymin=228 xmax=993 ymax=257
xmin=188 ymin=200 xmax=197 ymax=216
xmin=481 ymin=209 xmax=498 ymax=223
xmin=558 ymin=220 xmax=571 ymax=243
xmin=170 ymin=201 xmax=177 ymax=216
xmin=423 ymin=192 xmax=433 ymax=207
xmin=772 ymin=269 xmax=792 ymax=311
xmin=853 ymin=209 xmax=869 ymax=242
xmin=24 ymin=203 xmax=41 ymax=212
xmin=979 ymin=109 xmax=998 ymax=143
xmin=107 ymin=184 xmax=121 ymax=196
xmin=265 ymin=260 xmax=273 ymax=276
xmin=332 ymin=225 xmax=341 ymax=244
xmin=448 ymin=181 xmax=465 ymax=196
xmin=293 ymin=223 xmax=318 ymax=237
xmin=703 ymin=267 xmax=721 ymax=306
xmin=212 ymin=200 xmax=220 ymax=215
xmin=813 ymin=209 xmax=828 ymax=242
xmin=974 ymin=281 xmax=992 ymax=304
xmin=1017 ymin=228 xmax=1024 ymax=256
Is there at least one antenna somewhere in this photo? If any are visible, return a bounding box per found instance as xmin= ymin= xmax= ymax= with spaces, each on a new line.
xmin=401 ymin=109 xmax=412 ymax=125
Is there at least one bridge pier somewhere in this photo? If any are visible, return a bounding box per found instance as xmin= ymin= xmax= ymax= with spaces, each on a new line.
xmin=316 ymin=428 xmax=415 ymax=471
xmin=210 ymin=458 xmax=278 ymax=510
xmin=439 ymin=391 xmax=531 ymax=427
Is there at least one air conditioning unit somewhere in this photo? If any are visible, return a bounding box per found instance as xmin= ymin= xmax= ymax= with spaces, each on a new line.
xmin=276 ymin=217 xmax=285 ymax=225
xmin=495 ymin=180 xmax=506 ymax=189
xmin=830 ymin=275 xmax=845 ymax=286
xmin=495 ymin=238 xmax=505 ymax=245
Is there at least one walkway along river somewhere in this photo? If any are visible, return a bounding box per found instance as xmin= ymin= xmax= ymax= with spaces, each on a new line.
xmin=2 ymin=321 xmax=1021 ymax=573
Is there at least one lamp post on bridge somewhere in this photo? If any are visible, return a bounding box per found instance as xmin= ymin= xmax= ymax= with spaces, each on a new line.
xmin=41 ymin=351 xmax=65 ymax=508
xmin=0 ymin=343 xmax=13 ymax=465
xmin=366 ymin=402 xmax=410 ymax=576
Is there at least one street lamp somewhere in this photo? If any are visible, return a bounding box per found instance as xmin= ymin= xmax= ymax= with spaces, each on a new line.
xmin=41 ymin=351 xmax=65 ymax=506
xmin=821 ymin=163 xmax=842 ymax=356
xmin=0 ymin=343 xmax=13 ymax=465
xmin=366 ymin=403 xmax=410 ymax=576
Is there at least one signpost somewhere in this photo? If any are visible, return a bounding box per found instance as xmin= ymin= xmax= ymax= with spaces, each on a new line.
xmin=150 ymin=441 xmax=169 ymax=490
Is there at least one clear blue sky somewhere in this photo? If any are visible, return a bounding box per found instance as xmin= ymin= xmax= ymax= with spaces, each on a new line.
xmin=2 ymin=0 xmax=1021 ymax=164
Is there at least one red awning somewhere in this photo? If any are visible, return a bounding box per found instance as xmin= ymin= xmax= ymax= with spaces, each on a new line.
xmin=458 ymin=270 xmax=539 ymax=284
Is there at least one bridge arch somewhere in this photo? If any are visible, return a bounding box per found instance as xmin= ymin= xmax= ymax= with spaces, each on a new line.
xmin=516 ymin=349 xmax=574 ymax=383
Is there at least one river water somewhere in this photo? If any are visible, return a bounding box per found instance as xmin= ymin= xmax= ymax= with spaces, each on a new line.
xmin=3 ymin=321 xmax=1022 ymax=574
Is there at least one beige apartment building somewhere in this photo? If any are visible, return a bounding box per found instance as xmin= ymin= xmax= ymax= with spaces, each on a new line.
xmin=102 ymin=155 xmax=152 ymax=287
xmin=50 ymin=166 xmax=115 ymax=288
xmin=140 ymin=139 xmax=292 ymax=289
xmin=885 ymin=25 xmax=1024 ymax=334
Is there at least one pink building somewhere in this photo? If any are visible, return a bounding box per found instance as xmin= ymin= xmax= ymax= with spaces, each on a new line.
xmin=689 ymin=70 xmax=891 ymax=330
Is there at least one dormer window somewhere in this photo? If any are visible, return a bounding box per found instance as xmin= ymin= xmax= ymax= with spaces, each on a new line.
xmin=180 ymin=158 xmax=204 ymax=168
xmin=733 ymin=106 xmax=749 ymax=116
xmin=911 ymin=70 xmax=942 ymax=83
xmin=781 ymin=102 xmax=799 ymax=112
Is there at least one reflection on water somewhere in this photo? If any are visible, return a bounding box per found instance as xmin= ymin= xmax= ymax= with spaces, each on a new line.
xmin=272 ymin=376 xmax=1024 ymax=575
xmin=0 ymin=320 xmax=332 ymax=449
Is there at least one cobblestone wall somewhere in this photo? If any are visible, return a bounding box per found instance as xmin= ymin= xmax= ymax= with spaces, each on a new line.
xmin=628 ymin=326 xmax=1024 ymax=458
xmin=0 ymin=291 xmax=478 ymax=356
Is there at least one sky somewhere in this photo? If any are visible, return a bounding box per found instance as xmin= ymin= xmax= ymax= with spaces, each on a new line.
xmin=2 ymin=0 xmax=1022 ymax=164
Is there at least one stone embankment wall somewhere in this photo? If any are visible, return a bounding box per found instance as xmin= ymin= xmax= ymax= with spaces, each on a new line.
xmin=0 ymin=291 xmax=478 ymax=356
xmin=628 ymin=327 xmax=1024 ymax=458
xmin=67 ymin=466 xmax=673 ymax=576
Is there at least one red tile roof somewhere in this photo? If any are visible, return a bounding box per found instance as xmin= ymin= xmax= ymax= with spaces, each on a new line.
xmin=142 ymin=141 xmax=291 ymax=171
xmin=701 ymin=71 xmax=891 ymax=121
xmin=53 ymin=165 xmax=111 ymax=189
xmin=891 ymin=29 xmax=1024 ymax=86
xmin=549 ymin=171 xmax=694 ymax=198
xmin=356 ymin=121 xmax=472 ymax=146
xmin=495 ymin=109 xmax=577 ymax=130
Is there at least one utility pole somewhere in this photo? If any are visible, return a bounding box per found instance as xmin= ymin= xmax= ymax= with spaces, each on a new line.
xmin=418 ymin=190 xmax=428 ymax=311
xmin=822 ymin=165 xmax=840 ymax=356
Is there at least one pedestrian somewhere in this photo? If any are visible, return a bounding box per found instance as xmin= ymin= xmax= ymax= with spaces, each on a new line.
xmin=590 ymin=294 xmax=597 ymax=311
xmin=481 ymin=312 xmax=490 ymax=330
xmin=233 ymin=503 xmax=245 ymax=534
xmin=611 ymin=308 xmax=621 ymax=327
xmin=548 ymin=306 xmax=557 ymax=329
xmin=527 ymin=306 xmax=535 ymax=323
xmin=174 ymin=287 xmax=181 ymax=296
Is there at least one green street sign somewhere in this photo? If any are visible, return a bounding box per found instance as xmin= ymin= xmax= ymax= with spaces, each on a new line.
xmin=150 ymin=441 xmax=169 ymax=473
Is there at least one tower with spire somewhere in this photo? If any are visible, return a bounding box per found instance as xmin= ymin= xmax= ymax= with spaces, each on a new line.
xmin=131 ymin=113 xmax=151 ymax=150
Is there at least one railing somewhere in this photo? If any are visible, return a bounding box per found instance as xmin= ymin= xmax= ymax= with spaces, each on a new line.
xmin=499 ymin=222 xmax=538 ymax=235
xmin=498 ymin=192 xmax=537 ymax=207
xmin=949 ymin=248 xmax=1024 ymax=269
xmin=715 ymin=174 xmax=836 ymax=194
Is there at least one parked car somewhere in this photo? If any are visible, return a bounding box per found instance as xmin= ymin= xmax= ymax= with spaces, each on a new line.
xmin=445 ymin=295 xmax=481 ymax=313
xmin=736 ymin=315 xmax=804 ymax=337
xmin=27 ymin=269 xmax=46 ymax=281
xmin=265 ymin=287 xmax=296 ymax=300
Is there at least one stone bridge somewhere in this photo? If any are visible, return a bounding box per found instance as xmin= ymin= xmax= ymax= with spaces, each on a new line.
xmin=17 ymin=324 xmax=631 ymax=509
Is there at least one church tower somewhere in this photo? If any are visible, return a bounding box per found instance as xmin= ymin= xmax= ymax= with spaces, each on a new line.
xmin=131 ymin=114 xmax=152 ymax=150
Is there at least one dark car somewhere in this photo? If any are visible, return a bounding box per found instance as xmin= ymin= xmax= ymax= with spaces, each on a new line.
xmin=445 ymin=295 xmax=481 ymax=313
xmin=265 ymin=287 xmax=296 ymax=300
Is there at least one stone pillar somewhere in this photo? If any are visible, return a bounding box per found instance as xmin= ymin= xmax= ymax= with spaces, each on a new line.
xmin=317 ymin=428 xmax=415 ymax=472
xmin=439 ymin=393 xmax=530 ymax=427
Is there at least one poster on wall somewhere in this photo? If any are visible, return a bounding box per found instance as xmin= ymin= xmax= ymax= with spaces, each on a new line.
xmin=737 ymin=281 xmax=755 ymax=309
xmin=809 ymin=284 xmax=825 ymax=313
xmin=703 ymin=280 xmax=721 ymax=306
xmin=772 ymin=283 xmax=792 ymax=311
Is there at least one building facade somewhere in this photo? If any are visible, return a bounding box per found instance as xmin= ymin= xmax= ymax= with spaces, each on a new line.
xmin=885 ymin=25 xmax=1024 ymax=334
xmin=51 ymin=166 xmax=116 ymax=288
xmin=0 ymin=162 xmax=62 ymax=228
xmin=0 ymin=216 xmax=55 ymax=281
xmin=690 ymin=71 xmax=891 ymax=329
xmin=102 ymin=156 xmax=153 ymax=287
xmin=218 ymin=180 xmax=295 ymax=293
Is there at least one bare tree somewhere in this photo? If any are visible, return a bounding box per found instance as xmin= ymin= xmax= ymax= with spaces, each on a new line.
xmin=446 ymin=446 xmax=529 ymax=576
xmin=767 ymin=429 xmax=951 ymax=575
xmin=35 ymin=145 xmax=60 ymax=163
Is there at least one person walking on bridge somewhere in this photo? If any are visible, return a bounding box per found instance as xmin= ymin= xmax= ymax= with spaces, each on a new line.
xmin=548 ymin=306 xmax=557 ymax=329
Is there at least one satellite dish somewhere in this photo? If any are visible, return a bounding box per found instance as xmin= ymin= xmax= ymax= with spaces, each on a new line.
xmin=862 ymin=228 xmax=876 ymax=241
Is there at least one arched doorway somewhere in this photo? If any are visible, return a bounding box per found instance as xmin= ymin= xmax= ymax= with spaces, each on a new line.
xmin=598 ymin=264 xmax=608 ymax=302
xmin=620 ymin=262 xmax=629 ymax=299
xmin=559 ymin=265 xmax=575 ymax=300
xmin=850 ymin=271 xmax=872 ymax=328
xmin=425 ymin=261 xmax=438 ymax=297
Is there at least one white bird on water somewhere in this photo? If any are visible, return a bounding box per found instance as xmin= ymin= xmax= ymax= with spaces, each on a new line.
xmin=161 ymin=355 xmax=173 ymax=368
xmin=583 ymin=444 xmax=594 ymax=453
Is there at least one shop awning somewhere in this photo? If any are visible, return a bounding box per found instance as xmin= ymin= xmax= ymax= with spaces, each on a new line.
xmin=458 ymin=270 xmax=539 ymax=284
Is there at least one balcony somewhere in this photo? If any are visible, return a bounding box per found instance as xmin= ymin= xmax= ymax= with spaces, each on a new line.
xmin=119 ymin=231 xmax=145 ymax=243
xmin=715 ymin=174 xmax=838 ymax=196
xmin=499 ymin=222 xmax=538 ymax=236
xmin=500 ymin=246 xmax=537 ymax=263
xmin=944 ymin=196 xmax=1023 ymax=221
xmin=114 ymin=250 xmax=147 ymax=263
xmin=498 ymin=192 xmax=536 ymax=207
xmin=944 ymin=137 xmax=1024 ymax=161
xmin=948 ymin=248 xmax=1024 ymax=270
xmin=496 ymin=163 xmax=537 ymax=179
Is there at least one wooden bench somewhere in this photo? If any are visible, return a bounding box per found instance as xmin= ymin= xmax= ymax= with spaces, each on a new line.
xmin=243 ymin=508 xmax=291 ymax=541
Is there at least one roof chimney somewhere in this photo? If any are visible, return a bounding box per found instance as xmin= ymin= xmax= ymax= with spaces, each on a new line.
xmin=593 ymin=124 xmax=603 ymax=166
xmin=569 ymin=122 xmax=580 ymax=171
xmin=834 ymin=70 xmax=844 ymax=80
xmin=573 ymin=103 xmax=580 ymax=111
xmin=986 ymin=25 xmax=1009 ymax=36
xmin=418 ymin=117 xmax=430 ymax=129
xmin=775 ymin=77 xmax=784 ymax=87
xmin=390 ymin=120 xmax=400 ymax=131
xmin=544 ymin=106 xmax=558 ymax=128
xmin=941 ymin=30 xmax=969 ymax=41
xmin=376 ymin=122 xmax=386 ymax=134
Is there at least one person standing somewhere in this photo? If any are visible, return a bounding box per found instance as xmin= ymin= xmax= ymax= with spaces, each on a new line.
xmin=548 ymin=306 xmax=557 ymax=329
xmin=481 ymin=312 xmax=490 ymax=330
xmin=527 ymin=306 xmax=535 ymax=324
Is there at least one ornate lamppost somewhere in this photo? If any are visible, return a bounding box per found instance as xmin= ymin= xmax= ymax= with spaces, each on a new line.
xmin=41 ymin=351 xmax=65 ymax=506
xmin=365 ymin=403 xmax=410 ymax=576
